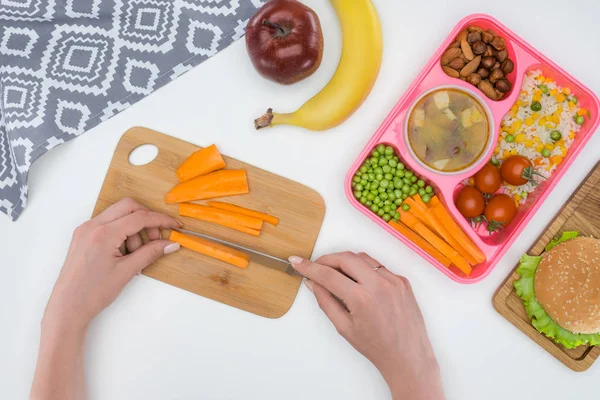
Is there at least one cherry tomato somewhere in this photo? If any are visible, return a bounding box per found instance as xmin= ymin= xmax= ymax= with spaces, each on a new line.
xmin=500 ymin=155 xmax=533 ymax=186
xmin=484 ymin=194 xmax=517 ymax=227
xmin=474 ymin=163 xmax=502 ymax=193
xmin=455 ymin=186 xmax=485 ymax=219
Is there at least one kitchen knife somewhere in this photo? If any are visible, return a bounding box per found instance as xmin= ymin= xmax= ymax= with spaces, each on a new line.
xmin=173 ymin=228 xmax=302 ymax=277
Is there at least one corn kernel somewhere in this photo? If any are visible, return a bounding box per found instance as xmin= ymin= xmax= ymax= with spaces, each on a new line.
xmin=550 ymin=89 xmax=558 ymax=96
xmin=514 ymin=194 xmax=521 ymax=203
xmin=510 ymin=149 xmax=518 ymax=156
xmin=562 ymin=87 xmax=571 ymax=95
xmin=532 ymin=112 xmax=540 ymax=120
xmin=524 ymin=140 xmax=535 ymax=147
xmin=545 ymin=143 xmax=555 ymax=151
xmin=503 ymin=150 xmax=510 ymax=159
xmin=515 ymin=134 xmax=527 ymax=143
xmin=524 ymin=117 xmax=534 ymax=126
xmin=539 ymin=117 xmax=546 ymax=126
xmin=569 ymin=102 xmax=576 ymax=110
xmin=551 ymin=155 xmax=563 ymax=165
xmin=513 ymin=120 xmax=523 ymax=131
xmin=560 ymin=146 xmax=567 ymax=156
xmin=533 ymin=136 xmax=541 ymax=143
xmin=545 ymin=77 xmax=554 ymax=84
xmin=569 ymin=131 xmax=575 ymax=140
xmin=546 ymin=122 xmax=556 ymax=129
xmin=535 ymin=144 xmax=544 ymax=152
xmin=577 ymin=108 xmax=588 ymax=116
xmin=556 ymin=94 xmax=566 ymax=103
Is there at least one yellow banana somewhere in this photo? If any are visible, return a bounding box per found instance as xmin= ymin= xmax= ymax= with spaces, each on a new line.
xmin=254 ymin=0 xmax=383 ymax=131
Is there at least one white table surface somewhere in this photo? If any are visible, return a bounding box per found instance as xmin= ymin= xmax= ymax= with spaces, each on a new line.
xmin=2 ymin=1 xmax=599 ymax=399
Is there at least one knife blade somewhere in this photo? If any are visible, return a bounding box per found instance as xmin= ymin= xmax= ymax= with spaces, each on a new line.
xmin=173 ymin=228 xmax=302 ymax=277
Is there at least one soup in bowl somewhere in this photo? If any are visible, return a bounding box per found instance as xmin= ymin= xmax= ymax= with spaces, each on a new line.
xmin=406 ymin=87 xmax=491 ymax=173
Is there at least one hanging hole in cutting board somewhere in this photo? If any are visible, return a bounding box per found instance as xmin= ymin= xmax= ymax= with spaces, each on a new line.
xmin=128 ymin=144 xmax=158 ymax=166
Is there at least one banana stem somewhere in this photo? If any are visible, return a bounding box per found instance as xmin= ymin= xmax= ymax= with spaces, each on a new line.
xmin=254 ymin=109 xmax=295 ymax=130
xmin=254 ymin=108 xmax=275 ymax=130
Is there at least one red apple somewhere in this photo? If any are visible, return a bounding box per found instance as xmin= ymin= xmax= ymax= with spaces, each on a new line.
xmin=245 ymin=0 xmax=323 ymax=85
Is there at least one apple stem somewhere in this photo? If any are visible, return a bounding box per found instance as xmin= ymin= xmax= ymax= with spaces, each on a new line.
xmin=262 ymin=20 xmax=288 ymax=36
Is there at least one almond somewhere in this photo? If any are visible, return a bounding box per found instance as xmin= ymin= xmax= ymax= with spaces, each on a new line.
xmin=468 ymin=26 xmax=483 ymax=33
xmin=442 ymin=66 xmax=460 ymax=78
xmin=457 ymin=29 xmax=469 ymax=43
xmin=478 ymin=80 xmax=497 ymax=100
xmin=449 ymin=40 xmax=460 ymax=49
xmin=460 ymin=55 xmax=481 ymax=77
xmin=441 ymin=47 xmax=461 ymax=65
xmin=461 ymin=39 xmax=475 ymax=61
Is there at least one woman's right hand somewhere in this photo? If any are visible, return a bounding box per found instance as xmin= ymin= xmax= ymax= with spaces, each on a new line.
xmin=289 ymin=252 xmax=444 ymax=400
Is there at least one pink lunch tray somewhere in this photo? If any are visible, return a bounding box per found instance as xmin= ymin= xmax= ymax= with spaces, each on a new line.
xmin=345 ymin=13 xmax=600 ymax=284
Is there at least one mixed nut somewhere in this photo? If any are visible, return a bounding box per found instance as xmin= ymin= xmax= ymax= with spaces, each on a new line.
xmin=441 ymin=26 xmax=515 ymax=100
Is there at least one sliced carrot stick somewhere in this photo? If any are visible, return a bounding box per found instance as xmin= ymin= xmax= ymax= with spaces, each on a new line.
xmin=176 ymin=144 xmax=226 ymax=182
xmin=208 ymin=201 xmax=279 ymax=226
xmin=399 ymin=210 xmax=472 ymax=275
xmin=165 ymin=170 xmax=249 ymax=204
xmin=404 ymin=198 xmax=477 ymax=265
xmin=389 ymin=220 xmax=452 ymax=268
xmin=429 ymin=196 xmax=486 ymax=264
xmin=179 ymin=205 xmax=261 ymax=237
xmin=179 ymin=203 xmax=263 ymax=230
xmin=169 ymin=230 xmax=249 ymax=269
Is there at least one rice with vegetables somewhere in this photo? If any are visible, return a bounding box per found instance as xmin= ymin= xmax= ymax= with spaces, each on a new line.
xmin=494 ymin=70 xmax=589 ymax=204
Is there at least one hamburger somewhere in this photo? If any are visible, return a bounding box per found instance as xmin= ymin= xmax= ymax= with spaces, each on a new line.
xmin=514 ymin=233 xmax=600 ymax=348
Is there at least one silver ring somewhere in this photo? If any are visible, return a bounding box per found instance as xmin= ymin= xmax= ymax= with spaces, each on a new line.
xmin=373 ymin=265 xmax=383 ymax=271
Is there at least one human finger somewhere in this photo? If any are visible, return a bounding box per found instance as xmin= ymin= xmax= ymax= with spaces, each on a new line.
xmin=289 ymin=256 xmax=360 ymax=307
xmin=305 ymin=280 xmax=352 ymax=336
xmin=107 ymin=210 xmax=181 ymax=246
xmin=146 ymin=227 xmax=161 ymax=241
xmin=120 ymin=240 xmax=180 ymax=277
xmin=315 ymin=252 xmax=376 ymax=285
xmin=125 ymin=233 xmax=143 ymax=253
xmin=91 ymin=197 xmax=148 ymax=227
xmin=356 ymin=252 xmax=399 ymax=284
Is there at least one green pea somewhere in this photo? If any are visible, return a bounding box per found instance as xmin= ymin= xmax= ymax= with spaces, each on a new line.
xmin=402 ymin=184 xmax=411 ymax=194
xmin=352 ymin=182 xmax=356 ymax=189
xmin=491 ymin=158 xmax=500 ymax=166
xmin=418 ymin=188 xmax=426 ymax=197
xmin=370 ymin=189 xmax=378 ymax=196
xmin=394 ymin=212 xmax=401 ymax=220
xmin=365 ymin=201 xmax=373 ymax=207
xmin=575 ymin=115 xmax=585 ymax=125
xmin=388 ymin=192 xmax=397 ymax=201
xmin=531 ymin=101 xmax=542 ymax=111
xmin=370 ymin=157 xmax=378 ymax=165
xmin=367 ymin=173 xmax=375 ymax=181
xmin=377 ymin=209 xmax=385 ymax=217
xmin=374 ymin=174 xmax=383 ymax=181
xmin=393 ymin=180 xmax=402 ymax=189
xmin=380 ymin=192 xmax=388 ymax=201
xmin=378 ymin=187 xmax=386 ymax=193
xmin=371 ymin=150 xmax=380 ymax=158
xmin=417 ymin=179 xmax=425 ymax=188
xmin=405 ymin=171 xmax=413 ymax=179
xmin=394 ymin=198 xmax=403 ymax=206
xmin=385 ymin=146 xmax=394 ymax=156
xmin=394 ymin=189 xmax=402 ymax=198
xmin=385 ymin=154 xmax=393 ymax=160
xmin=403 ymin=178 xmax=412 ymax=185
xmin=390 ymin=168 xmax=397 ymax=175
xmin=396 ymin=169 xmax=405 ymax=178
xmin=409 ymin=187 xmax=418 ymax=196
xmin=397 ymin=163 xmax=405 ymax=170
xmin=425 ymin=186 xmax=433 ymax=194
xmin=373 ymin=197 xmax=381 ymax=205
xmin=359 ymin=165 xmax=368 ymax=174
xmin=371 ymin=180 xmax=380 ymax=189
xmin=402 ymin=204 xmax=410 ymax=211
xmin=402 ymin=193 xmax=408 ymax=200
xmin=382 ymin=165 xmax=391 ymax=173
xmin=388 ymin=159 xmax=398 ymax=168
xmin=362 ymin=190 xmax=368 ymax=197
xmin=392 ymin=156 xmax=399 ymax=162
xmin=379 ymin=158 xmax=388 ymax=166
xmin=383 ymin=205 xmax=392 ymax=214
xmin=353 ymin=175 xmax=361 ymax=183
xmin=571 ymin=96 xmax=578 ymax=104
xmin=422 ymin=194 xmax=431 ymax=203
xmin=541 ymin=148 xmax=551 ymax=158
xmin=355 ymin=184 xmax=363 ymax=191
xmin=505 ymin=134 xmax=515 ymax=143
xmin=380 ymin=180 xmax=390 ymax=189
xmin=359 ymin=196 xmax=367 ymax=204
xmin=371 ymin=204 xmax=379 ymax=212
xmin=376 ymin=144 xmax=386 ymax=154
xmin=384 ymin=173 xmax=392 ymax=181
xmin=384 ymin=200 xmax=392 ymax=205
xmin=411 ymin=176 xmax=418 ymax=183
xmin=550 ymin=130 xmax=562 ymax=141
xmin=354 ymin=190 xmax=361 ymax=198
xmin=374 ymin=167 xmax=384 ymax=175
xmin=367 ymin=193 xmax=375 ymax=201
xmin=361 ymin=181 xmax=368 ymax=188
xmin=382 ymin=214 xmax=391 ymax=222
xmin=539 ymin=84 xmax=548 ymax=94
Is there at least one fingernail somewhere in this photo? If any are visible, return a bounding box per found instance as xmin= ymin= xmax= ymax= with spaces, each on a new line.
xmin=303 ymin=279 xmax=314 ymax=293
xmin=288 ymin=256 xmax=303 ymax=266
xmin=164 ymin=242 xmax=180 ymax=255
xmin=175 ymin=219 xmax=183 ymax=227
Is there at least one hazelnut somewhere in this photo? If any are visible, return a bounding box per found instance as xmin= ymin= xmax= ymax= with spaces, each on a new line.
xmin=467 ymin=31 xmax=482 ymax=44
xmin=491 ymin=36 xmax=506 ymax=50
xmin=484 ymin=45 xmax=495 ymax=57
xmin=482 ymin=56 xmax=496 ymax=69
xmin=472 ymin=41 xmax=487 ymax=55
xmin=449 ymin=57 xmax=466 ymax=70
xmin=482 ymin=30 xmax=495 ymax=44
xmin=495 ymin=79 xmax=512 ymax=93
xmin=477 ymin=67 xmax=490 ymax=79
xmin=496 ymin=49 xmax=509 ymax=63
xmin=493 ymin=61 xmax=501 ymax=70
xmin=468 ymin=26 xmax=483 ymax=32
xmin=501 ymin=59 xmax=515 ymax=74
xmin=489 ymin=68 xmax=505 ymax=84
xmin=467 ymin=73 xmax=482 ymax=86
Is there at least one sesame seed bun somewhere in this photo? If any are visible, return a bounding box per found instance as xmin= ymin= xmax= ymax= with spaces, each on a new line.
xmin=534 ymin=237 xmax=600 ymax=335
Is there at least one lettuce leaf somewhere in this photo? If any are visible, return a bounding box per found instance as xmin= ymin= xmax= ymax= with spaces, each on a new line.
xmin=514 ymin=231 xmax=600 ymax=349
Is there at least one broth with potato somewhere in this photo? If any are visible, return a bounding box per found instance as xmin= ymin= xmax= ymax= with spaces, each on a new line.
xmin=407 ymin=89 xmax=489 ymax=172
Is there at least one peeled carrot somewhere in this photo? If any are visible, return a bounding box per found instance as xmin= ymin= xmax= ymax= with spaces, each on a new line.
xmin=179 ymin=203 xmax=263 ymax=230
xmin=208 ymin=201 xmax=279 ymax=226
xmin=176 ymin=145 xmax=226 ymax=182
xmin=389 ymin=220 xmax=451 ymax=268
xmin=169 ymin=230 xmax=249 ymax=269
xmin=405 ymin=197 xmax=478 ymax=265
xmin=399 ymin=210 xmax=472 ymax=275
xmin=429 ymin=196 xmax=486 ymax=264
xmin=165 ymin=170 xmax=249 ymax=204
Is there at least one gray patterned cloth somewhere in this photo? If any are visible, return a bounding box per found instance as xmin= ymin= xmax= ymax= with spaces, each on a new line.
xmin=0 ymin=0 xmax=263 ymax=221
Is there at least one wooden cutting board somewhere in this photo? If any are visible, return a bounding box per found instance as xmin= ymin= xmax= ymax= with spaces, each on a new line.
xmin=493 ymin=161 xmax=600 ymax=371
xmin=93 ymin=127 xmax=325 ymax=318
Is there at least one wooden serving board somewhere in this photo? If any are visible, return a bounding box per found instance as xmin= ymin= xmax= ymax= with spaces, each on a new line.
xmin=493 ymin=161 xmax=600 ymax=371
xmin=93 ymin=127 xmax=325 ymax=318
